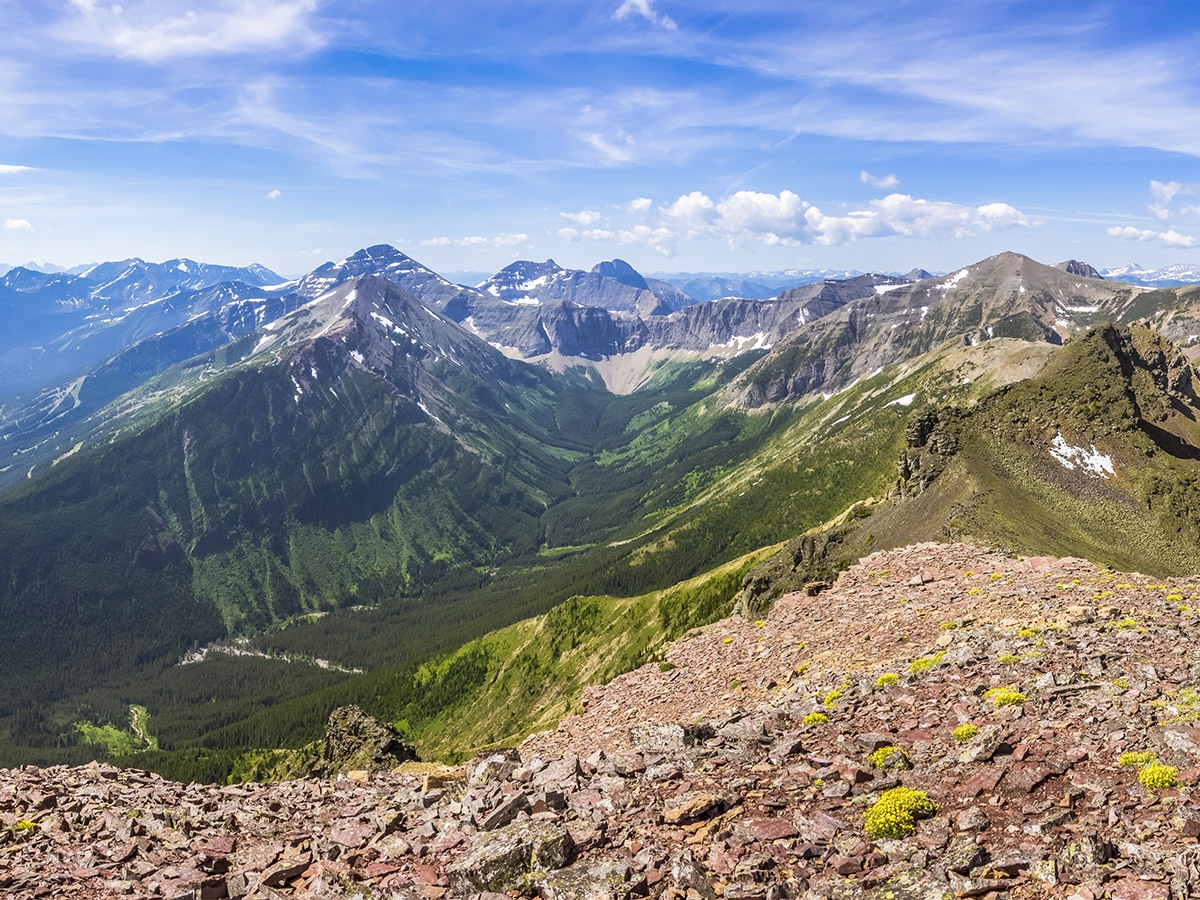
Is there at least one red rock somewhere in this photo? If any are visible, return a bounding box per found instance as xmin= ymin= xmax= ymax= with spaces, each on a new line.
xmin=364 ymin=860 xmax=404 ymax=879
xmin=740 ymin=818 xmax=799 ymax=841
xmin=1108 ymin=876 xmax=1171 ymax=900
xmin=414 ymin=863 xmax=443 ymax=885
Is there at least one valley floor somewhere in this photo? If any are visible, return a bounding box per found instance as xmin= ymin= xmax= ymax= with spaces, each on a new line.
xmin=4 ymin=542 xmax=1200 ymax=898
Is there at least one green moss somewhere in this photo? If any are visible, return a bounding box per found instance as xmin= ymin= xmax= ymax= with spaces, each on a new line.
xmin=1154 ymin=686 xmax=1200 ymax=722
xmin=864 ymin=787 xmax=938 ymax=839
xmin=996 ymin=653 xmax=1021 ymax=664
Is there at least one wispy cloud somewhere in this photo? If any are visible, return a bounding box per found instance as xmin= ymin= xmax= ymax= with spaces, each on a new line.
xmin=861 ymin=170 xmax=898 ymax=188
xmin=421 ymin=233 xmax=531 ymax=248
xmin=614 ymin=0 xmax=677 ymax=31
xmin=0 ymin=165 xmax=34 ymax=175
xmin=57 ymin=0 xmax=322 ymax=61
xmin=4 ymin=219 xmax=34 ymax=232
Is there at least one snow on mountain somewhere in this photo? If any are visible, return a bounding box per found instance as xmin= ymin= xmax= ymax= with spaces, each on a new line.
xmin=1101 ymin=263 xmax=1200 ymax=286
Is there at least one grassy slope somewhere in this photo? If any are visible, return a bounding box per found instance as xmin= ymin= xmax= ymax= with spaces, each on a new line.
xmin=748 ymin=325 xmax=1200 ymax=590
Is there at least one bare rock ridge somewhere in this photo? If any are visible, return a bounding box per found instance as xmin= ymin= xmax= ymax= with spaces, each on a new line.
xmin=1055 ymin=260 xmax=1105 ymax=280
xmin=6 ymin=542 xmax=1200 ymax=898
xmin=307 ymin=705 xmax=418 ymax=779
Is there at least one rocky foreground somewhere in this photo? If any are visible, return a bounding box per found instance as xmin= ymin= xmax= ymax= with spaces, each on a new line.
xmin=5 ymin=543 xmax=1200 ymax=899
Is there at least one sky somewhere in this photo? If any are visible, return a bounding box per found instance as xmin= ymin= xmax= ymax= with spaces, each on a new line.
xmin=3 ymin=0 xmax=1200 ymax=278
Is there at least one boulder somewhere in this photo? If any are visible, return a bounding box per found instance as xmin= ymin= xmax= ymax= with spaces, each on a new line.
xmin=447 ymin=820 xmax=574 ymax=893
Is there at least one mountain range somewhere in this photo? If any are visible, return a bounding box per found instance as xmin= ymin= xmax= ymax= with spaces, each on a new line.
xmin=6 ymin=243 xmax=1200 ymax=782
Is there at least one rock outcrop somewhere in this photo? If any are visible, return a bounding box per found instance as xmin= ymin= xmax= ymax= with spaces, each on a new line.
xmin=308 ymin=705 xmax=418 ymax=778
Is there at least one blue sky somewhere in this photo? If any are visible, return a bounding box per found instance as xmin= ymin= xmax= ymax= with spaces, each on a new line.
xmin=2 ymin=0 xmax=1200 ymax=277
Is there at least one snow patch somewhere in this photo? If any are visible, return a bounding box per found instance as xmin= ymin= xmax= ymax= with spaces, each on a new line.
xmin=874 ymin=284 xmax=906 ymax=295
xmin=939 ymin=268 xmax=971 ymax=290
xmin=417 ymin=400 xmax=444 ymax=425
xmin=350 ymin=350 xmax=364 ymax=365
xmin=1049 ymin=432 xmax=1114 ymax=478
xmin=886 ymin=393 xmax=917 ymax=408
xmin=721 ymin=332 xmax=771 ymax=351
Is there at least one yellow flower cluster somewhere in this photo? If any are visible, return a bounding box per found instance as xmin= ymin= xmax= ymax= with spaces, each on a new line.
xmin=1138 ymin=762 xmax=1180 ymax=790
xmin=983 ymin=687 xmax=1026 ymax=707
xmin=867 ymin=745 xmax=911 ymax=770
xmin=864 ymin=787 xmax=937 ymax=839
xmin=952 ymin=722 xmax=980 ymax=742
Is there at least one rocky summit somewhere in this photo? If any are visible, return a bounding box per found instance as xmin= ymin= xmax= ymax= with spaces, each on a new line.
xmin=5 ymin=542 xmax=1200 ymax=899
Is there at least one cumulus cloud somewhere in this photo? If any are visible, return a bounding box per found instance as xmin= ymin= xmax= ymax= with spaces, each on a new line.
xmin=614 ymin=0 xmax=677 ymax=30
xmin=624 ymin=197 xmax=653 ymax=213
xmin=561 ymin=209 xmax=601 ymax=226
xmin=59 ymin=0 xmax=321 ymax=61
xmin=1107 ymin=225 xmax=1197 ymax=248
xmin=4 ymin=218 xmax=33 ymax=232
xmin=0 ymin=165 xmax=33 ymax=175
xmin=661 ymin=189 xmax=1028 ymax=247
xmin=421 ymin=232 xmax=531 ymax=248
xmin=861 ymin=170 xmax=899 ymax=189
xmin=807 ymin=195 xmax=1029 ymax=245
xmin=266 ymin=188 xmax=282 ymax=200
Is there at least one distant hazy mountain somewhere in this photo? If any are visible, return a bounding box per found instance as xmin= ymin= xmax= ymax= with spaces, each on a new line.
xmin=0 ymin=258 xmax=285 ymax=399
xmin=1100 ymin=262 xmax=1200 ymax=286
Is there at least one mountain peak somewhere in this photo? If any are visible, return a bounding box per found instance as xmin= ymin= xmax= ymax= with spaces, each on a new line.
xmin=591 ymin=258 xmax=649 ymax=291
xmin=1054 ymin=259 xmax=1104 ymax=280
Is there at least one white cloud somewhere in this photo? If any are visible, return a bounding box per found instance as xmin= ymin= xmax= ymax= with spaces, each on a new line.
xmin=0 ymin=165 xmax=33 ymax=175
xmin=1107 ymin=225 xmax=1197 ymax=248
xmin=614 ymin=0 xmax=677 ymax=31
xmin=558 ymin=228 xmax=580 ymax=241
xmin=1150 ymin=180 xmax=1188 ymax=205
xmin=420 ymin=232 xmax=531 ymax=249
xmin=807 ymin=195 xmax=1029 ymax=245
xmin=861 ymin=170 xmax=899 ymax=189
xmin=561 ymin=209 xmax=601 ymax=226
xmin=266 ymin=188 xmax=282 ymax=200
xmin=661 ymin=189 xmax=1028 ymax=247
xmin=662 ymin=190 xmax=719 ymax=233
xmin=581 ymin=225 xmax=675 ymax=256
xmin=4 ymin=218 xmax=33 ymax=232
xmin=624 ymin=197 xmax=653 ymax=213
xmin=58 ymin=0 xmax=321 ymax=61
